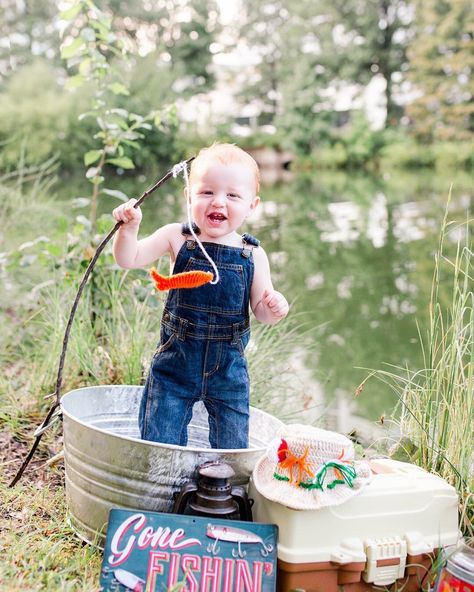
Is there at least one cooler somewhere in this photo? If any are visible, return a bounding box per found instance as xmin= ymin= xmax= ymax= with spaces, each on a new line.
xmin=249 ymin=458 xmax=460 ymax=592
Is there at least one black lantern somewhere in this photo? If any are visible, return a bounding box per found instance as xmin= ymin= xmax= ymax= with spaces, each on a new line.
xmin=172 ymin=461 xmax=253 ymax=521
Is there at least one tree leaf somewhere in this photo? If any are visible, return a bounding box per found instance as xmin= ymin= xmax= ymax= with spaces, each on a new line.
xmin=109 ymin=82 xmax=129 ymax=96
xmin=102 ymin=188 xmax=129 ymax=202
xmin=85 ymin=166 xmax=99 ymax=179
xmin=59 ymin=4 xmax=82 ymax=20
xmin=90 ymin=19 xmax=109 ymax=38
xmin=84 ymin=150 xmax=102 ymax=166
xmin=78 ymin=111 xmax=96 ymax=121
xmin=110 ymin=108 xmax=129 ymax=119
xmin=80 ymin=27 xmax=96 ymax=42
xmin=120 ymin=140 xmax=140 ymax=150
xmin=60 ymin=38 xmax=85 ymax=59
xmin=65 ymin=74 xmax=85 ymax=90
xmin=45 ymin=244 xmax=62 ymax=257
xmin=78 ymin=58 xmax=91 ymax=76
xmin=106 ymin=157 xmax=135 ymax=169
xmin=71 ymin=197 xmax=91 ymax=209
xmin=75 ymin=215 xmax=91 ymax=230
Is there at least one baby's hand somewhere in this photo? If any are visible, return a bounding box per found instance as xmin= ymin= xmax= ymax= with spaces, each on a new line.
xmin=112 ymin=198 xmax=142 ymax=228
xmin=261 ymin=289 xmax=289 ymax=320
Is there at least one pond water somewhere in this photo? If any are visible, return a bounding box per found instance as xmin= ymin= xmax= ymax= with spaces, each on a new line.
xmin=95 ymin=166 xmax=472 ymax=426
xmin=250 ymin=168 xmax=472 ymax=423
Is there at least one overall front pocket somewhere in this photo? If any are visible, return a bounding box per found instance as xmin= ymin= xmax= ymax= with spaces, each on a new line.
xmin=176 ymin=257 xmax=245 ymax=316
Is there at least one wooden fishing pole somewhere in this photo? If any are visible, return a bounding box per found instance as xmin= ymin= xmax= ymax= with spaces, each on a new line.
xmin=9 ymin=157 xmax=194 ymax=487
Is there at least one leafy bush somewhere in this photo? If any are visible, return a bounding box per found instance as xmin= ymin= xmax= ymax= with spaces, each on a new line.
xmin=0 ymin=61 xmax=81 ymax=170
xmin=0 ymin=59 xmax=182 ymax=175
xmin=431 ymin=141 xmax=474 ymax=170
xmin=380 ymin=138 xmax=436 ymax=169
xmin=292 ymin=113 xmax=387 ymax=170
xmin=309 ymin=142 xmax=348 ymax=169
xmin=339 ymin=113 xmax=386 ymax=168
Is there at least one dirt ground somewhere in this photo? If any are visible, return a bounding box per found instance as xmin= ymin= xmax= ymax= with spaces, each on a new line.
xmin=0 ymin=428 xmax=64 ymax=489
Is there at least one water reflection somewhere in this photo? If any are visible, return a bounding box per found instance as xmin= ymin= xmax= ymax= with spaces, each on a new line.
xmin=246 ymin=169 xmax=472 ymax=421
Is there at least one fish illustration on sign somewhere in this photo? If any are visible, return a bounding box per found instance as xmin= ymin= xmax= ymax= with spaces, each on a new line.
xmin=113 ymin=568 xmax=145 ymax=592
xmin=206 ymin=523 xmax=274 ymax=558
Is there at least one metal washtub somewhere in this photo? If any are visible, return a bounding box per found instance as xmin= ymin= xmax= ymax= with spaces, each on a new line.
xmin=61 ymin=384 xmax=283 ymax=547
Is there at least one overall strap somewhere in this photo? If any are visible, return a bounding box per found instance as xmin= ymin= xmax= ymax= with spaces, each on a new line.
xmin=181 ymin=222 xmax=200 ymax=250
xmin=181 ymin=222 xmax=200 ymax=236
xmin=241 ymin=233 xmax=260 ymax=258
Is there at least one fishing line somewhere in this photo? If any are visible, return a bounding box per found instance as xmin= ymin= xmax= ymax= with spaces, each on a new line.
xmin=172 ymin=161 xmax=220 ymax=285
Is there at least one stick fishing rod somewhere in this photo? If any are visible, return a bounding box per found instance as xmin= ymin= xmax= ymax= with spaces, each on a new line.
xmin=9 ymin=157 xmax=194 ymax=487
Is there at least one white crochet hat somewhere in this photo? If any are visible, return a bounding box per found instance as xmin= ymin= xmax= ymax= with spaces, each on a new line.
xmin=252 ymin=424 xmax=372 ymax=510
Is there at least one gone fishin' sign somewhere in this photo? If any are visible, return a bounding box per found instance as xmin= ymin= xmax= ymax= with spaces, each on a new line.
xmin=100 ymin=509 xmax=278 ymax=591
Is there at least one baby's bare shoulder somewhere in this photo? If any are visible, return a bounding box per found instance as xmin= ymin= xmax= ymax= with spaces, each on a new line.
xmin=163 ymin=223 xmax=186 ymax=258
xmin=252 ymin=243 xmax=269 ymax=264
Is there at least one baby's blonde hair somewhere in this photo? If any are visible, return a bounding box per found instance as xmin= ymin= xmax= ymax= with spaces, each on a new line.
xmin=190 ymin=143 xmax=260 ymax=195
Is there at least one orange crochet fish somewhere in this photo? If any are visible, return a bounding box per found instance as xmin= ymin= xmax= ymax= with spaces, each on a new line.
xmin=277 ymin=441 xmax=315 ymax=486
xmin=150 ymin=267 xmax=213 ymax=291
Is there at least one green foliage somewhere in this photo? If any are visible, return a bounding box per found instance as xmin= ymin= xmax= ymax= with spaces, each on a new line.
xmin=0 ymin=60 xmax=180 ymax=174
xmin=231 ymin=129 xmax=287 ymax=152
xmin=236 ymin=0 xmax=284 ymax=116
xmin=106 ymin=0 xmax=220 ymax=95
xmin=238 ymin=0 xmax=412 ymax=138
xmin=275 ymin=55 xmax=337 ymax=154
xmin=0 ymin=61 xmax=77 ymax=170
xmin=306 ymin=142 xmax=348 ymax=169
xmin=0 ymin=0 xmax=59 ymax=79
xmin=381 ymin=138 xmax=474 ymax=170
xmin=339 ymin=113 xmax=386 ymax=168
xmin=59 ymin=0 xmax=159 ymax=229
xmin=313 ymin=0 xmax=411 ymax=126
xmin=431 ymin=141 xmax=474 ymax=170
xmin=380 ymin=138 xmax=436 ymax=169
xmin=407 ymin=0 xmax=474 ymax=142
xmin=296 ymin=113 xmax=387 ymax=169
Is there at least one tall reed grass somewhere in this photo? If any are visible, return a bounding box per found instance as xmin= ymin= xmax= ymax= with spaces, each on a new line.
xmin=249 ymin=313 xmax=317 ymax=420
xmin=359 ymin=196 xmax=473 ymax=537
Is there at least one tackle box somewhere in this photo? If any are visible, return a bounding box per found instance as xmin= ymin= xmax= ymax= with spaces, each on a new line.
xmin=249 ymin=458 xmax=460 ymax=592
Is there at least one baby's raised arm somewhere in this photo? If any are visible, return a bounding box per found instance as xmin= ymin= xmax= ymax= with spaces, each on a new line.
xmin=250 ymin=247 xmax=289 ymax=324
xmin=112 ymin=199 xmax=179 ymax=269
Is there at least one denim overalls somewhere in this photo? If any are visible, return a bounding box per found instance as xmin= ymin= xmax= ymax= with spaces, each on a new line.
xmin=139 ymin=224 xmax=259 ymax=449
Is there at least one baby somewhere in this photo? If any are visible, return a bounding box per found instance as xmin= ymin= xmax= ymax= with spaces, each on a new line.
xmin=112 ymin=143 xmax=289 ymax=449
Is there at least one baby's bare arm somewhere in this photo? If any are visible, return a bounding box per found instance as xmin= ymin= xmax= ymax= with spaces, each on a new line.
xmin=112 ymin=199 xmax=179 ymax=268
xmin=250 ymin=247 xmax=289 ymax=324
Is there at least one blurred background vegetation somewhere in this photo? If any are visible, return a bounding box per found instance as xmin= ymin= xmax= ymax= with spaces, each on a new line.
xmin=0 ymin=0 xmax=472 ymax=446
xmin=0 ymin=1 xmax=472 ymax=585
xmin=0 ymin=0 xmax=472 ymax=172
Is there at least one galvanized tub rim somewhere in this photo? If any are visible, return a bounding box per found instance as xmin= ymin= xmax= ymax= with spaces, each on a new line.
xmin=61 ymin=384 xmax=279 ymax=453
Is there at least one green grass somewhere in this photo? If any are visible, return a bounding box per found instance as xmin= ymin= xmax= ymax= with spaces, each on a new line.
xmin=358 ymin=195 xmax=474 ymax=538
xmin=0 ymin=483 xmax=102 ymax=591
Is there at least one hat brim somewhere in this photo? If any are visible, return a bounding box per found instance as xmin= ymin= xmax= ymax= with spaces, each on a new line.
xmin=252 ymin=455 xmax=372 ymax=511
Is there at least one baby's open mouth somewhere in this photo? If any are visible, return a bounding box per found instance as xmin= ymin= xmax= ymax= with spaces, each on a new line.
xmin=208 ymin=212 xmax=227 ymax=221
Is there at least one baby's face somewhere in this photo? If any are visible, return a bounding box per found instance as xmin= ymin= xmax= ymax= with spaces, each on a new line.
xmin=188 ymin=161 xmax=260 ymax=240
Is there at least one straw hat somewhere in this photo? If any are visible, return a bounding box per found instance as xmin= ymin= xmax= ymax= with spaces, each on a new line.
xmin=252 ymin=424 xmax=372 ymax=510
